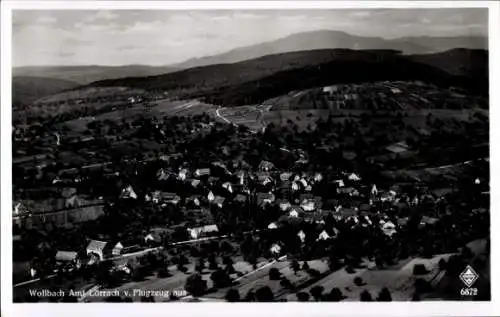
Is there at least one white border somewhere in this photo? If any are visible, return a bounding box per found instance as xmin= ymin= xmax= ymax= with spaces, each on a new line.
xmin=1 ymin=1 xmax=499 ymax=317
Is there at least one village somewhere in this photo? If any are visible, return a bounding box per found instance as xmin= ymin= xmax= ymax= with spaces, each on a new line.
xmin=12 ymin=95 xmax=490 ymax=302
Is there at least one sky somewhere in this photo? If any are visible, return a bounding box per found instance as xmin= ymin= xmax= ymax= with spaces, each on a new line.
xmin=12 ymin=9 xmax=488 ymax=67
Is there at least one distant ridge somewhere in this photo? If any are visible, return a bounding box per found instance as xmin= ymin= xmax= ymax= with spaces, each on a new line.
xmin=172 ymin=30 xmax=487 ymax=69
xmin=13 ymin=65 xmax=179 ymax=85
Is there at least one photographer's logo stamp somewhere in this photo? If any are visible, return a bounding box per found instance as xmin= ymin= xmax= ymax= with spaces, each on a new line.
xmin=459 ymin=265 xmax=479 ymax=296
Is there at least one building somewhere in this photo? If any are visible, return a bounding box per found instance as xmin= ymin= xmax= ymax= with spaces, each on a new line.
xmin=195 ymin=168 xmax=211 ymax=177
xmin=259 ymin=160 xmax=275 ymax=172
xmin=268 ymin=222 xmax=278 ymax=230
xmin=55 ymin=251 xmax=79 ymax=265
xmin=212 ymin=196 xmax=226 ymax=208
xmin=188 ymin=224 xmax=219 ymax=239
xmin=120 ymin=185 xmax=137 ymax=200
xmin=86 ymin=240 xmax=108 ymax=261
xmin=317 ymin=230 xmax=330 ymax=241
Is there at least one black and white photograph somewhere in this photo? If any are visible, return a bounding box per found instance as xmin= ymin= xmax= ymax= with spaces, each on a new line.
xmin=1 ymin=1 xmax=499 ymax=315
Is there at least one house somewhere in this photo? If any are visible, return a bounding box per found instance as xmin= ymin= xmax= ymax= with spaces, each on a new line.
xmin=259 ymin=160 xmax=275 ymax=172
xmin=297 ymin=230 xmax=306 ymax=243
xmin=270 ymin=243 xmax=282 ymax=255
xmin=338 ymin=187 xmax=360 ymax=196
xmin=188 ymin=224 xmax=219 ymax=239
xmin=236 ymin=171 xmax=247 ymax=185
xmin=381 ymin=221 xmax=397 ymax=237
xmin=151 ymin=191 xmax=180 ymax=205
xmin=120 ymin=185 xmax=137 ymax=200
xmin=234 ymin=194 xmax=247 ymax=203
xmin=222 ymin=182 xmax=233 ymax=193
xmin=343 ymin=151 xmax=357 ymax=161
xmin=257 ymin=173 xmax=273 ymax=186
xmin=278 ymin=200 xmax=292 ymax=211
xmin=347 ymin=173 xmax=361 ymax=181
xmin=289 ymin=206 xmax=304 ymax=218
xmin=314 ymin=173 xmax=323 ymax=182
xmin=317 ymin=230 xmax=330 ymax=241
xmin=13 ymin=202 xmax=29 ymax=216
xmin=187 ymin=196 xmax=202 ymax=207
xmin=212 ymin=196 xmax=226 ymax=208
xmin=291 ymin=182 xmax=300 ymax=191
xmin=385 ymin=141 xmax=409 ymax=154
xmin=300 ymin=199 xmax=316 ymax=212
xmin=55 ymin=251 xmax=79 ymax=264
xmin=144 ymin=232 xmax=162 ymax=244
xmin=256 ymin=192 xmax=275 ymax=206
xmin=190 ymin=179 xmax=201 ymax=188
xmin=208 ymin=176 xmax=220 ymax=185
xmin=157 ymin=168 xmax=171 ymax=181
xmin=207 ymin=191 xmax=215 ymax=202
xmin=178 ymin=168 xmax=189 ymax=181
xmin=86 ymin=240 xmax=108 ymax=261
xmin=195 ymin=168 xmax=211 ymax=177
xmin=280 ymin=172 xmax=293 ymax=182
xmin=335 ymin=180 xmax=345 ymax=188
xmin=420 ymin=216 xmax=438 ymax=226
xmin=268 ymin=222 xmax=278 ymax=230
xmin=111 ymin=242 xmax=123 ymax=256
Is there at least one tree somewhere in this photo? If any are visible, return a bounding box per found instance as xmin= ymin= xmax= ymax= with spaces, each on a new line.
xmin=244 ymin=290 xmax=255 ymax=302
xmin=328 ymin=287 xmax=344 ymax=302
xmin=255 ymin=286 xmax=274 ymax=302
xmin=280 ymin=277 xmax=294 ymax=290
xmin=438 ymin=258 xmax=447 ymax=271
xmin=195 ymin=258 xmax=205 ymax=273
xmin=413 ymin=264 xmax=429 ymax=275
xmin=310 ymin=286 xmax=324 ymax=302
xmin=354 ymin=276 xmax=365 ymax=286
xmin=208 ymin=255 xmax=219 ymax=270
xmin=291 ymin=259 xmax=301 ymax=274
xmin=414 ymin=278 xmax=432 ymax=294
xmin=225 ymin=289 xmax=240 ymax=302
xmin=269 ymin=267 xmax=281 ymax=280
xmin=376 ymin=287 xmax=392 ymax=302
xmin=210 ymin=269 xmax=232 ymax=288
xmin=358 ymin=289 xmax=372 ymax=301
xmin=184 ymin=273 xmax=207 ymax=297
xmin=297 ymin=292 xmax=310 ymax=302
xmin=411 ymin=292 xmax=421 ymax=301
xmin=302 ymin=261 xmax=310 ymax=271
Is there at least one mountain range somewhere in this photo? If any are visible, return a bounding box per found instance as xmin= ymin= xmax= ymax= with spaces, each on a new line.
xmin=172 ymin=30 xmax=487 ymax=69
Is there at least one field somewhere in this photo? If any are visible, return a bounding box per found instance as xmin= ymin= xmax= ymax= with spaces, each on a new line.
xmin=287 ymin=254 xmax=454 ymax=302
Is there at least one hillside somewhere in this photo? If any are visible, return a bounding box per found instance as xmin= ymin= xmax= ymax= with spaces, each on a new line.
xmin=200 ymin=53 xmax=483 ymax=107
xmin=408 ymin=48 xmax=488 ymax=78
xmin=398 ymin=36 xmax=487 ymax=53
xmin=87 ymin=49 xmax=393 ymax=94
xmin=173 ymin=30 xmax=487 ymax=69
xmin=13 ymin=65 xmax=178 ymax=85
xmin=13 ymin=76 xmax=80 ymax=109
xmin=84 ymin=49 xmax=487 ymax=107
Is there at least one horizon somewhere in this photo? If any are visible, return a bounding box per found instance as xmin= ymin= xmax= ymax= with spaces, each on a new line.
xmin=13 ymin=9 xmax=488 ymax=67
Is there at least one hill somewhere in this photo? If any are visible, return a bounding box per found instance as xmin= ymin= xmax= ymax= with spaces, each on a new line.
xmin=200 ymin=51 xmax=486 ymax=107
xmin=408 ymin=48 xmax=488 ymax=78
xmin=398 ymin=36 xmax=487 ymax=54
xmin=84 ymin=48 xmax=487 ymax=107
xmin=87 ymin=49 xmax=387 ymax=94
xmin=13 ymin=76 xmax=80 ymax=109
xmin=12 ymin=65 xmax=178 ymax=85
xmin=173 ymin=30 xmax=487 ymax=69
